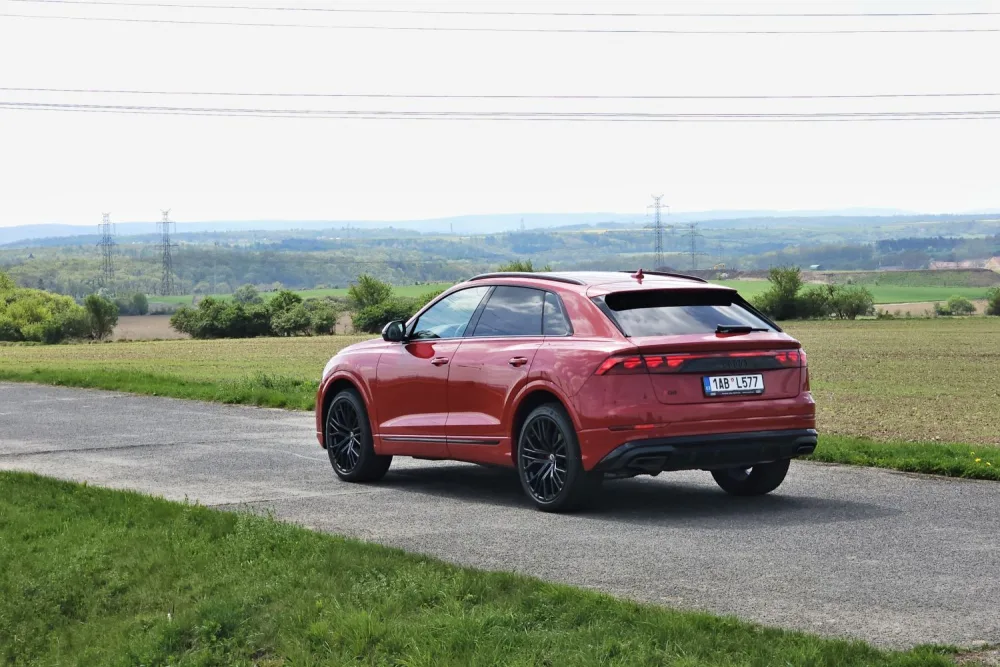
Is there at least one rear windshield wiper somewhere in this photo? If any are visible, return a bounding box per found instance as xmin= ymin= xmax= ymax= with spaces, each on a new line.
xmin=716 ymin=324 xmax=769 ymax=334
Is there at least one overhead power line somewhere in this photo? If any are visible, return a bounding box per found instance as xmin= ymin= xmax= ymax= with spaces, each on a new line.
xmin=3 ymin=101 xmax=1000 ymax=122
xmin=4 ymin=12 xmax=999 ymax=33
xmin=12 ymin=0 xmax=1000 ymax=18
xmin=5 ymin=86 xmax=1000 ymax=100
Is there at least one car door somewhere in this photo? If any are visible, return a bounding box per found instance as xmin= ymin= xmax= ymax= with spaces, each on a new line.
xmin=375 ymin=286 xmax=491 ymax=457
xmin=445 ymin=286 xmax=547 ymax=465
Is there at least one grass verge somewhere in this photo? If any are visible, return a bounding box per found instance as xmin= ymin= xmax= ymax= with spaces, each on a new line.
xmin=0 ymin=368 xmax=318 ymax=410
xmin=807 ymin=436 xmax=1000 ymax=481
xmin=0 ymin=472 xmax=952 ymax=666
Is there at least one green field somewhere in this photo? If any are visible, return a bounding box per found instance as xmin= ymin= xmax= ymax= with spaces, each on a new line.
xmin=149 ymin=283 xmax=453 ymax=305
xmin=151 ymin=280 xmax=991 ymax=308
xmin=815 ymin=269 xmax=1000 ymax=288
xmin=2 ymin=318 xmax=999 ymax=479
xmin=0 ymin=472 xmax=954 ymax=666
xmin=716 ymin=280 xmax=991 ymax=304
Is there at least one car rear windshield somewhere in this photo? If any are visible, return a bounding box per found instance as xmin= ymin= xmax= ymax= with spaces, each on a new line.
xmin=594 ymin=289 xmax=775 ymax=337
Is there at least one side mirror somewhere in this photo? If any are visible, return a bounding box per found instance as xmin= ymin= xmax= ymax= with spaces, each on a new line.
xmin=381 ymin=319 xmax=407 ymax=342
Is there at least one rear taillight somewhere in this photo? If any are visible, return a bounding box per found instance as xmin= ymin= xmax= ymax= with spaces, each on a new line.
xmin=595 ymin=355 xmax=647 ymax=375
xmin=801 ymin=349 xmax=810 ymax=391
xmin=595 ymin=349 xmax=803 ymax=375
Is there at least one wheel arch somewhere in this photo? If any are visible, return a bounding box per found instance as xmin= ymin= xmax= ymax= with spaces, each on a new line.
xmin=319 ymin=372 xmax=372 ymax=449
xmin=508 ymin=383 xmax=579 ymax=466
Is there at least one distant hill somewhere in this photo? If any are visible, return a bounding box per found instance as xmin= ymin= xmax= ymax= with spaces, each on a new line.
xmin=3 ymin=208 xmax=999 ymax=246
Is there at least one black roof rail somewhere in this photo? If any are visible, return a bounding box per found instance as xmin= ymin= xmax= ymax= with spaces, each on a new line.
xmin=618 ymin=269 xmax=708 ymax=284
xmin=468 ymin=272 xmax=586 ymax=286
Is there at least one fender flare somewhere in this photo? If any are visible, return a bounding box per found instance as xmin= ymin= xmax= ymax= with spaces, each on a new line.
xmin=506 ymin=379 xmax=583 ymax=436
xmin=318 ymin=369 xmax=377 ymax=439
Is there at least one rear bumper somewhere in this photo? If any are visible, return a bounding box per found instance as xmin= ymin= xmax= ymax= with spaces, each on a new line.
xmin=592 ymin=428 xmax=818 ymax=474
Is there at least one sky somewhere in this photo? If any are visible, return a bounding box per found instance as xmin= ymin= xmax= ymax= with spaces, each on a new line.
xmin=1 ymin=0 xmax=998 ymax=228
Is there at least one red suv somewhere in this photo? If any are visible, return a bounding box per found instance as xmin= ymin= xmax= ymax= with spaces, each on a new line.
xmin=316 ymin=270 xmax=816 ymax=512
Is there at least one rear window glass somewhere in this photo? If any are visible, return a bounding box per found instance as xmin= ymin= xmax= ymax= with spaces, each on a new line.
xmin=543 ymin=292 xmax=572 ymax=336
xmin=596 ymin=290 xmax=775 ymax=337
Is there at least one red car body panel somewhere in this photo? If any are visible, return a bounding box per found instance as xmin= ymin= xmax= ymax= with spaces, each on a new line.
xmin=316 ymin=272 xmax=816 ymax=472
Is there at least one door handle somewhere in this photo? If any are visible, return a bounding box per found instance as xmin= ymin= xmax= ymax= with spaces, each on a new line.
xmin=431 ymin=357 xmax=450 ymax=366
xmin=508 ymin=357 xmax=529 ymax=368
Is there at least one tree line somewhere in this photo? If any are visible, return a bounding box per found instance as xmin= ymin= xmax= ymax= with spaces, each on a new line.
xmin=167 ymin=277 xmax=446 ymax=339
xmin=0 ymin=270 xmax=120 ymax=342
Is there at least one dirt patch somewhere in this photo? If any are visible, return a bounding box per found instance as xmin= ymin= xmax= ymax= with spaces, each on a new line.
xmin=875 ymin=300 xmax=988 ymax=316
xmin=334 ymin=312 xmax=354 ymax=335
xmin=113 ymin=316 xmax=189 ymax=341
xmin=955 ymin=646 xmax=1000 ymax=666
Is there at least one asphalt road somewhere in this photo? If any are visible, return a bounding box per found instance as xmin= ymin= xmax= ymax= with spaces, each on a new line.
xmin=2 ymin=382 xmax=998 ymax=649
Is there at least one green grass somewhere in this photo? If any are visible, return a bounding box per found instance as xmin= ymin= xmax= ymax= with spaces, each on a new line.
xmin=149 ymin=283 xmax=453 ymax=305
xmin=2 ymin=318 xmax=999 ymax=479
xmin=816 ymin=269 xmax=1000 ymax=288
xmin=786 ymin=318 xmax=999 ymax=447
xmin=0 ymin=367 xmax=319 ymax=410
xmin=0 ymin=472 xmax=953 ymax=666
xmin=808 ymin=436 xmax=1000 ymax=481
xmin=150 ymin=278 xmax=994 ymax=307
xmin=716 ymin=280 xmax=991 ymax=304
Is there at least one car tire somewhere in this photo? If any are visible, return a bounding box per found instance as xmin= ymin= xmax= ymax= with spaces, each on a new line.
xmin=711 ymin=459 xmax=790 ymax=496
xmin=324 ymin=389 xmax=392 ymax=483
xmin=516 ymin=403 xmax=602 ymax=512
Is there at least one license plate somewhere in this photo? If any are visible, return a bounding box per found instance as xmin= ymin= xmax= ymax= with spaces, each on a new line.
xmin=703 ymin=374 xmax=764 ymax=397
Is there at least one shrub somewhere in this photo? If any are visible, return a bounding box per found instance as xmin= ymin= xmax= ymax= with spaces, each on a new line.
xmin=131 ymin=293 xmax=149 ymax=315
xmin=987 ymin=287 xmax=1000 ymax=316
xmin=84 ymin=294 xmax=119 ymax=340
xmin=0 ymin=273 xmax=90 ymax=343
xmin=267 ymin=289 xmax=304 ymax=316
xmin=828 ymin=285 xmax=875 ymax=320
xmin=946 ymin=295 xmax=977 ymax=316
xmin=232 ymin=284 xmax=263 ymax=305
xmin=304 ymin=299 xmax=339 ymax=335
xmin=170 ymin=298 xmax=271 ymax=339
xmin=348 ymin=274 xmax=393 ymax=310
xmin=752 ymin=266 xmax=805 ymax=320
xmin=497 ymin=259 xmax=551 ymax=272
xmin=752 ymin=269 xmax=876 ymax=321
xmin=271 ymin=304 xmax=312 ymax=337
xmin=797 ymin=285 xmax=832 ymax=319
xmin=0 ymin=317 xmax=21 ymax=341
xmin=113 ymin=293 xmax=150 ymax=316
xmin=352 ymin=298 xmax=420 ymax=334
xmin=933 ymin=302 xmax=950 ymax=317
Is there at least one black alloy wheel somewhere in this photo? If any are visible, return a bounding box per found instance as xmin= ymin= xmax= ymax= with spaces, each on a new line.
xmin=517 ymin=403 xmax=601 ymax=512
xmin=519 ymin=414 xmax=569 ymax=503
xmin=327 ymin=395 xmax=363 ymax=474
xmin=325 ymin=389 xmax=392 ymax=482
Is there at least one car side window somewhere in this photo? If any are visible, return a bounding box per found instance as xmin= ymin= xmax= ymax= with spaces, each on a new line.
xmin=410 ymin=286 xmax=491 ymax=340
xmin=472 ymin=286 xmax=545 ymax=337
xmin=543 ymin=292 xmax=572 ymax=336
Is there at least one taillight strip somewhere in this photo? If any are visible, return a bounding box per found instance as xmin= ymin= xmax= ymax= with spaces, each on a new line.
xmin=595 ymin=349 xmax=803 ymax=375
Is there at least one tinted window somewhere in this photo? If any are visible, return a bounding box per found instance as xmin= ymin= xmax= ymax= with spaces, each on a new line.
xmin=472 ymin=286 xmax=544 ymax=337
xmin=410 ymin=286 xmax=490 ymax=339
xmin=543 ymin=292 xmax=572 ymax=336
xmin=597 ymin=289 xmax=774 ymax=337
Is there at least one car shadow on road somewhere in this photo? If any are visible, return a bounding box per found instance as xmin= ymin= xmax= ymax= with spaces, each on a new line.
xmin=382 ymin=463 xmax=899 ymax=527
